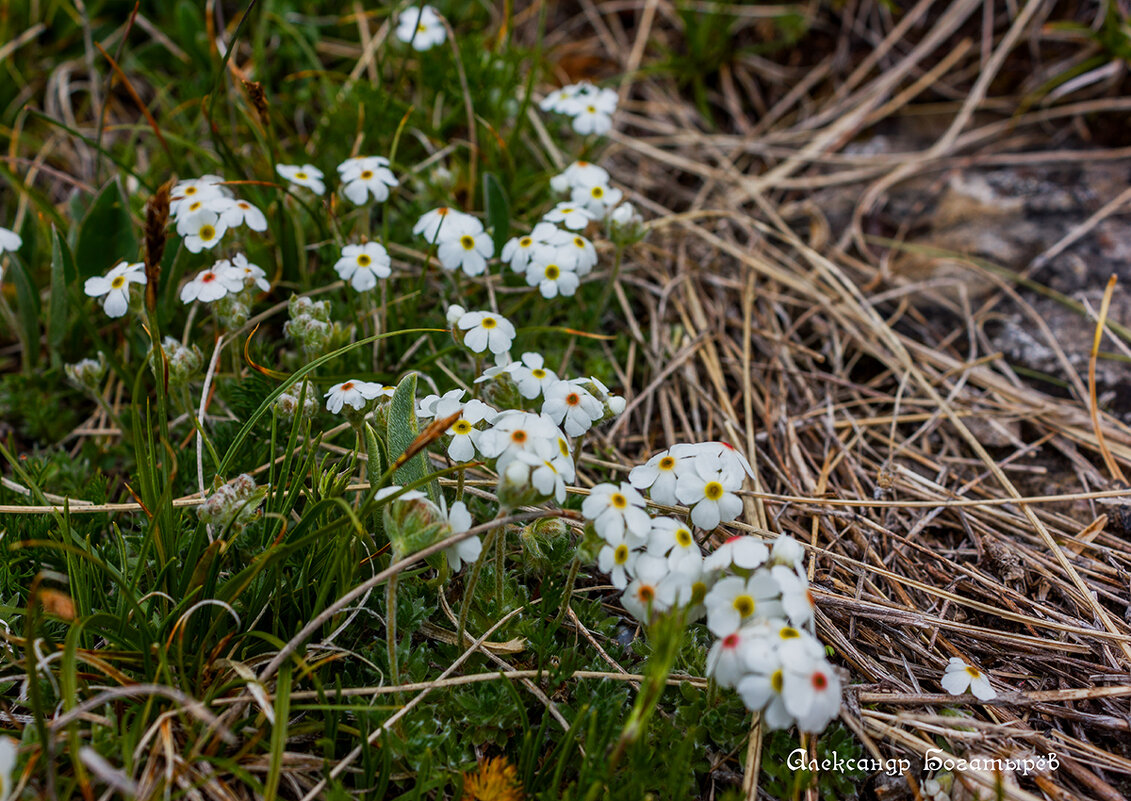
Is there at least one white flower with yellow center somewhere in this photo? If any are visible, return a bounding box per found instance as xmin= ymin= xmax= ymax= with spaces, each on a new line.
xmin=335 ymin=242 xmax=392 ymax=291
xmin=570 ymin=87 xmax=618 ymax=136
xmin=170 ymin=175 xmax=229 ymax=218
xmin=83 ymin=261 xmax=146 ymax=318
xmin=581 ymin=481 xmax=651 ymax=545
xmin=213 ymin=197 xmax=268 ymax=231
xmin=276 ymin=163 xmax=325 ymax=195
xmin=502 ymin=222 xmax=563 ymax=273
xmin=550 ymin=160 xmax=610 ymax=194
xmin=735 ymin=635 xmax=795 ymax=728
xmin=414 ymin=206 xmax=479 ymax=244
xmin=571 ymin=179 xmax=623 ymax=218
xmin=675 ymin=454 xmax=744 ymax=530
xmin=704 ymin=572 xmax=782 ymax=637
xmin=510 ymin=352 xmax=559 ymax=399
xmin=646 ymin=516 xmax=701 ymax=569
xmin=554 ymin=232 xmax=598 ymax=275
xmin=179 ymin=209 xmax=228 ymax=253
xmin=941 ymin=657 xmax=996 ymax=700
xmin=598 ymin=530 xmax=640 ymax=590
xmin=525 ymin=257 xmax=579 ymax=299
xmin=628 ymin=444 xmax=699 ymax=506
xmin=621 ymin=553 xmax=672 ymax=622
xmin=445 ymin=401 xmax=496 ymax=462
xmin=437 ymin=225 xmax=493 ymax=276
xmin=338 ymin=156 xmax=398 ymax=204
xmin=543 ymin=201 xmax=595 ymax=231
xmin=395 ymin=4 xmax=446 ymax=50
xmin=456 ymin=310 xmax=516 ymax=354
xmin=542 ymin=379 xmax=603 ymax=437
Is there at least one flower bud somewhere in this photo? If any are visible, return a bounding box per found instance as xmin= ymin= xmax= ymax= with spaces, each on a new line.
xmin=157 ymin=337 xmax=204 ymax=387
xmin=64 ymin=353 xmax=107 ymax=391
xmin=381 ymin=489 xmax=447 ymax=557
xmin=274 ymin=380 xmax=319 ymax=422
xmin=608 ymin=202 xmax=645 ymax=246
xmin=216 ymin=295 xmax=249 ymax=329
xmin=198 ymin=473 xmax=267 ymax=534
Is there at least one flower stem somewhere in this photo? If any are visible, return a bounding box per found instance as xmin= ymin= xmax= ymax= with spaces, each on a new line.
xmin=456 ymin=511 xmax=506 ymax=645
xmin=553 ymin=554 xmax=582 ymax=626
xmin=386 ymin=572 xmax=400 ymax=689
xmin=495 ymin=523 xmax=505 ymax=602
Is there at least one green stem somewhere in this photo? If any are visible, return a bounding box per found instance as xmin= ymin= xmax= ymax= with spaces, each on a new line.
xmin=553 ymin=554 xmax=582 ymax=626
xmin=495 ymin=522 xmax=505 ymax=603
xmin=455 ymin=511 xmax=507 ymax=645
xmin=386 ymin=571 xmax=400 ymax=689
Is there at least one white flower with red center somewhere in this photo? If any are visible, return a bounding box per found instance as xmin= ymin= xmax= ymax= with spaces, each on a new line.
xmin=675 ymin=454 xmax=744 ymax=530
xmin=734 ymin=637 xmax=794 ymax=728
xmin=335 ymin=242 xmax=392 ymax=291
xmin=628 ymin=444 xmax=699 ymax=506
xmin=441 ymin=498 xmax=480 ymax=572
xmin=646 ymin=516 xmax=701 ymax=569
xmin=621 ymin=554 xmax=672 ymax=622
xmin=276 ymin=163 xmax=325 ymax=196
xmin=571 ymin=179 xmax=623 ymax=218
xmin=212 ymin=197 xmax=268 ymax=232
xmin=323 ymin=379 xmax=387 ymax=414
xmin=180 ymin=265 xmax=244 ymax=303
xmin=771 ymin=564 xmax=815 ymax=627
xmin=170 ymin=175 xmax=229 ymax=218
xmin=84 ymin=261 xmax=146 ymax=318
xmin=476 ymin=410 xmax=560 ymax=468
xmin=179 ymin=210 xmax=228 ymax=253
xmin=543 ymin=201 xmax=594 ymax=231
xmin=941 ymin=657 xmax=996 ymax=700
xmin=338 ymin=156 xmax=398 ymax=204
xmin=706 ymin=625 xmax=761 ymax=689
xmin=597 ymin=529 xmax=640 ymax=589
xmin=216 ymin=253 xmax=270 ymax=292
xmin=782 ymin=656 xmax=842 ymax=733
xmin=704 ymin=572 xmax=782 ymax=637
xmin=581 ymin=482 xmax=651 ymax=545
xmin=395 ymin=5 xmax=446 ymax=51
xmin=703 ymin=535 xmax=769 ymax=573
xmin=550 ymin=161 xmax=610 ymax=194
xmin=456 ymin=310 xmax=516 ymax=355
xmin=413 ymin=206 xmax=479 ymax=244
xmin=437 ymin=224 xmax=493 ymax=276
xmin=510 ymin=352 xmax=559 ymax=399
xmin=541 ymin=379 xmax=604 ymax=437
xmin=0 ymin=225 xmax=23 ymax=255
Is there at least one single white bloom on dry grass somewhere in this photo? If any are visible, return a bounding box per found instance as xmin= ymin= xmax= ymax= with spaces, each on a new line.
xmin=456 ymin=310 xmax=515 ymax=354
xmin=84 ymin=261 xmax=146 ymax=318
xmin=335 ymin=242 xmax=392 ymax=291
xmin=941 ymin=657 xmax=996 ymax=700
xmin=338 ymin=156 xmax=398 ymax=204
xmin=276 ymin=164 xmax=325 ymax=195
xmin=396 ymin=5 xmax=446 ymax=50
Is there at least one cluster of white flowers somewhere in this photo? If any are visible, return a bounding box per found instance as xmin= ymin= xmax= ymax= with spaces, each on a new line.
xmin=171 ymin=175 xmax=266 ymax=253
xmin=629 ymin=441 xmax=753 ymax=530
xmin=540 ymin=82 xmax=619 ymax=136
xmin=394 ymin=4 xmax=446 ymax=51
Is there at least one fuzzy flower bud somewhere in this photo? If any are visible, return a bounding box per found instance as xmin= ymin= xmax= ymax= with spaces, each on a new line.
xmin=274 ymin=380 xmax=319 ymax=422
xmin=198 ymin=473 xmax=267 ymax=534
xmin=157 ymin=337 xmax=204 ymax=387
xmin=608 ymin=202 xmax=646 ymax=247
xmin=64 ymin=353 xmax=107 ymax=392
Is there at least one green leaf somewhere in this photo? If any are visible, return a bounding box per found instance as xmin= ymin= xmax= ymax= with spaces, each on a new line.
xmin=76 ymin=179 xmax=138 ymax=279
xmin=386 ymin=373 xmax=429 ymax=492
xmin=48 ymin=226 xmax=75 ymax=365
xmin=6 ymin=255 xmax=41 ymax=369
xmin=483 ymin=172 xmax=511 ymax=254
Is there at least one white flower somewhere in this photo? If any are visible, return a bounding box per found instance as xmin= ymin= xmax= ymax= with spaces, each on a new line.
xmin=621 ymin=554 xmax=671 ymax=622
xmin=570 ymin=87 xmax=618 ymax=135
xmin=339 ymin=156 xmax=398 ymax=204
xmin=646 ymin=516 xmax=701 ymax=569
xmin=276 ymin=163 xmax=325 ymax=196
xmin=541 ymin=379 xmax=603 ymax=437
xmin=675 ymin=454 xmax=744 ymax=530
xmin=771 ymin=564 xmax=815 ymax=627
xmin=216 ymin=253 xmax=270 ymax=292
xmin=418 ymin=388 xmax=465 ymax=419
xmin=414 ymin=206 xmax=479 ymax=244
xmin=477 ymin=410 xmax=560 ymax=466
xmin=735 ymin=639 xmax=794 ymax=728
xmin=180 ymin=265 xmax=244 ymax=303
xmin=456 ymin=310 xmax=516 ymax=354
xmin=551 ymin=232 xmax=598 ymax=275
xmin=324 ymin=379 xmax=387 ymax=414
xmin=437 ymin=224 xmax=494 ymax=276
xmin=610 ymin=202 xmax=642 ymax=228
xmin=539 ymin=85 xmax=585 ymax=114
xmin=83 ymin=261 xmax=145 ymax=318
xmin=170 ymin=175 xmax=229 ymax=218
xmin=0 ymin=735 xmax=16 ymax=801
xmin=770 ymin=535 xmax=805 ymax=569
xmin=550 ymin=161 xmax=610 ymax=194
xmin=376 ymin=485 xmax=426 ymax=502
xmin=335 ymin=242 xmax=392 ymax=291
xmin=501 ymin=223 xmax=562 ymax=272
xmin=526 ymin=258 xmax=580 ymax=299
xmin=703 ymin=535 xmax=769 ymax=573
xmin=179 ymin=209 xmax=228 ymax=253
xmin=941 ymin=657 xmax=996 ymax=700
xmin=597 ymin=530 xmax=639 ymax=590
xmin=581 ymin=482 xmax=651 ymax=545
xmin=543 ymin=201 xmax=594 ymax=231
xmin=442 ymin=499 xmax=480 ymax=572
xmin=704 ymin=572 xmax=782 ymax=637
xmin=571 ymin=179 xmax=623 ymax=218
xmin=209 ymin=197 xmax=267 ymax=232
xmin=445 ymin=401 xmax=496 ymax=462
xmin=782 ymin=655 xmax=842 ymax=733
xmin=396 ymin=4 xmax=446 ymax=50
xmin=510 ymin=352 xmax=559 ymax=399
xmin=706 ymin=625 xmax=761 ymax=689
xmin=446 ymin=303 xmax=466 ymax=324
xmin=628 ymin=444 xmax=698 ymax=506
xmin=0 ymin=226 xmax=23 ymax=254
xmin=656 ymin=555 xmax=712 ymax=615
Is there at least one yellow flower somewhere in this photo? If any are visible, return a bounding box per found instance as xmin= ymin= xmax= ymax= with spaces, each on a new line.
xmin=461 ymin=756 xmax=523 ymax=801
